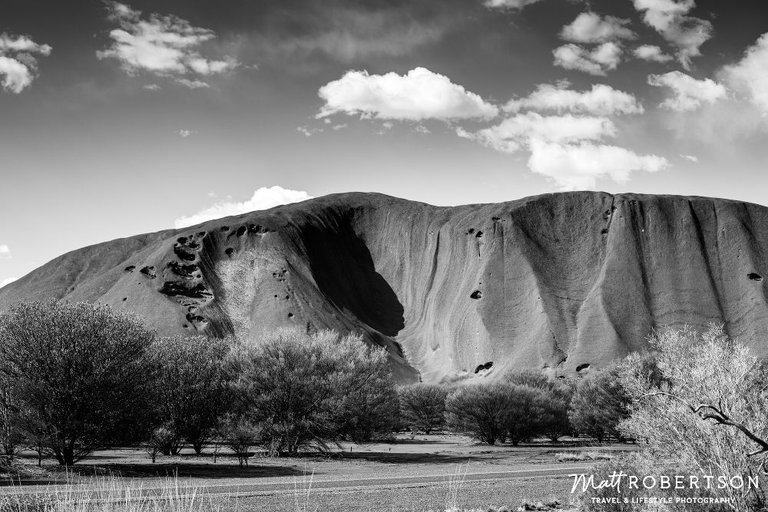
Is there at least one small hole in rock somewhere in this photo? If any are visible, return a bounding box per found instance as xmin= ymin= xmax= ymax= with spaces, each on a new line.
xmin=221 ymin=226 xmax=230 ymax=231
xmin=122 ymin=297 xmax=127 ymax=301
xmin=470 ymin=290 xmax=482 ymax=299
xmin=225 ymin=248 xmax=234 ymax=256
xmin=467 ymin=228 xmax=475 ymax=235
xmin=576 ymin=363 xmax=591 ymax=372
xmin=748 ymin=273 xmax=763 ymax=282
xmin=236 ymin=226 xmax=247 ymax=237
xmin=473 ymin=361 xmax=493 ymax=374
xmin=475 ymin=231 xmax=483 ymax=238
xmin=288 ymin=313 xmax=294 ymax=318
xmin=601 ymin=228 xmax=609 ymax=235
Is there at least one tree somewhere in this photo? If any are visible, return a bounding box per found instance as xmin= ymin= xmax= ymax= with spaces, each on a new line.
xmin=506 ymin=370 xmax=574 ymax=442
xmin=399 ymin=384 xmax=448 ymax=434
xmin=0 ymin=375 xmax=24 ymax=464
xmin=445 ymin=383 xmax=512 ymax=445
xmin=332 ymin=339 xmax=400 ymax=443
xmin=568 ymin=367 xmax=629 ymax=442
xmin=229 ymin=328 xmax=398 ymax=455
xmin=0 ymin=300 xmax=156 ymax=465
xmin=504 ymin=385 xmax=546 ymax=446
xmin=620 ymin=324 xmax=768 ymax=510
xmin=148 ymin=335 xmax=232 ymax=454
xmin=217 ymin=414 xmax=259 ymax=467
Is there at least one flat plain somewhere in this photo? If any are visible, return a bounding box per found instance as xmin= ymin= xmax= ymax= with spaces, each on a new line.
xmin=0 ymin=434 xmax=636 ymax=511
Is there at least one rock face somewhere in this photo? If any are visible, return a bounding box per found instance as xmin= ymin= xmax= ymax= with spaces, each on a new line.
xmin=2 ymin=191 xmax=768 ymax=383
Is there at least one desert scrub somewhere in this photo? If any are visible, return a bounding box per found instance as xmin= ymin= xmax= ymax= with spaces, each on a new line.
xmin=0 ymin=474 xmax=239 ymax=512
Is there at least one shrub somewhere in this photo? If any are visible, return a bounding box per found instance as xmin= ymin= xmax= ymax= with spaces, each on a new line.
xmin=504 ymin=384 xmax=546 ymax=446
xmin=506 ymin=370 xmax=574 ymax=442
xmin=0 ymin=300 xmax=155 ymax=465
xmin=217 ymin=413 xmax=259 ymax=467
xmin=619 ymin=324 xmax=768 ymax=510
xmin=332 ymin=339 xmax=400 ymax=442
xmin=229 ymin=328 xmax=398 ymax=455
xmin=148 ymin=335 xmax=232 ymax=454
xmin=445 ymin=383 xmax=512 ymax=445
xmin=398 ymin=384 xmax=448 ymax=434
xmin=568 ymin=367 xmax=629 ymax=442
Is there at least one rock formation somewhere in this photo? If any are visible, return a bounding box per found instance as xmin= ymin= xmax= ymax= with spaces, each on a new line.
xmin=2 ymin=191 xmax=768 ymax=383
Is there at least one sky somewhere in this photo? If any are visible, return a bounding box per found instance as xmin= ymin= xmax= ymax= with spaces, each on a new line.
xmin=1 ymin=0 xmax=768 ymax=285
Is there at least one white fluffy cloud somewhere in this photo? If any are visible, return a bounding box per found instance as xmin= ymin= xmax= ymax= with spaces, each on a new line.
xmin=175 ymin=186 xmax=314 ymax=228
xmin=505 ymin=83 xmax=643 ymax=116
xmin=528 ymin=139 xmax=668 ymax=190
xmin=553 ymin=42 xmax=622 ymax=76
xmin=483 ymin=0 xmax=544 ymax=9
xmin=0 ymin=277 xmax=17 ymax=289
xmin=468 ymin=113 xmax=616 ymax=153
xmin=632 ymin=0 xmax=712 ymax=68
xmin=0 ymin=33 xmax=51 ymax=93
xmin=97 ymin=2 xmax=237 ymax=82
xmin=721 ymin=33 xmax=768 ymax=116
xmin=461 ymin=83 xmax=663 ymax=189
xmin=633 ymin=44 xmax=673 ymax=63
xmin=0 ymin=244 xmax=10 ymax=259
xmin=317 ymin=67 xmax=498 ymax=121
xmin=648 ymin=71 xmax=726 ymax=111
xmin=560 ymin=13 xmax=635 ymax=43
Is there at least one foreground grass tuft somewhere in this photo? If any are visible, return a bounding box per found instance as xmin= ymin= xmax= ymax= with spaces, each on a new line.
xmin=0 ymin=474 xmax=239 ymax=512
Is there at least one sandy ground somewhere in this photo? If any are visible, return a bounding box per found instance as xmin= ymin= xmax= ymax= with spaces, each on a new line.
xmin=1 ymin=434 xmax=637 ymax=511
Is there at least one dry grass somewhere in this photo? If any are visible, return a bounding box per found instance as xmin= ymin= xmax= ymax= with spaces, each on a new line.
xmin=554 ymin=451 xmax=611 ymax=463
xmin=0 ymin=473 xmax=240 ymax=512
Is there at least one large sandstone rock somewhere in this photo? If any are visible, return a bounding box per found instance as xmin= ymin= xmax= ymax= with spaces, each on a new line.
xmin=2 ymin=192 xmax=768 ymax=383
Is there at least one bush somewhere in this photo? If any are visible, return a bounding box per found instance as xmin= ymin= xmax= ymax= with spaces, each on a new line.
xmin=0 ymin=300 xmax=156 ymax=465
xmin=506 ymin=370 xmax=574 ymax=442
xmin=229 ymin=328 xmax=398 ymax=455
xmin=332 ymin=340 xmax=400 ymax=443
xmin=504 ymin=384 xmax=546 ymax=446
xmin=217 ymin=413 xmax=259 ymax=466
xmin=398 ymin=384 xmax=448 ymax=434
xmin=445 ymin=383 xmax=512 ymax=445
xmin=568 ymin=366 xmax=629 ymax=442
xmin=148 ymin=335 xmax=232 ymax=455
xmin=619 ymin=324 xmax=768 ymax=510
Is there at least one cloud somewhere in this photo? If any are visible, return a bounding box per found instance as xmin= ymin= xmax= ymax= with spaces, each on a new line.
xmin=178 ymin=129 xmax=196 ymax=138
xmin=483 ymin=0 xmax=544 ymax=9
xmin=468 ymin=113 xmax=616 ymax=153
xmin=461 ymin=87 xmax=663 ymax=189
xmin=648 ymin=71 xmax=726 ymax=111
xmin=633 ymin=44 xmax=673 ymax=63
xmin=720 ymin=33 xmax=768 ymax=116
xmin=680 ymin=154 xmax=698 ymax=162
xmin=505 ymin=82 xmax=643 ymax=116
xmin=174 ymin=186 xmax=314 ymax=228
xmin=560 ymin=13 xmax=635 ymax=44
xmin=527 ymin=139 xmax=668 ymax=190
xmin=97 ymin=2 xmax=238 ymax=82
xmin=553 ymin=42 xmax=622 ymax=76
xmin=632 ymin=0 xmax=712 ymax=68
xmin=0 ymin=277 xmax=17 ymax=289
xmin=0 ymin=244 xmax=10 ymax=259
xmin=176 ymin=78 xmax=209 ymax=89
xmin=0 ymin=33 xmax=52 ymax=93
xmin=249 ymin=3 xmax=459 ymax=68
xmin=0 ymin=34 xmax=51 ymax=56
xmin=317 ymin=67 xmax=498 ymax=121
xmin=143 ymin=83 xmax=160 ymax=91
